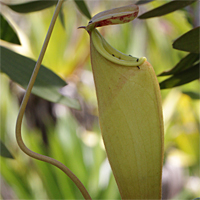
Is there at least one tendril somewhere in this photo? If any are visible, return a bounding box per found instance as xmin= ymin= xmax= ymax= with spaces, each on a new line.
xmin=15 ymin=1 xmax=92 ymax=199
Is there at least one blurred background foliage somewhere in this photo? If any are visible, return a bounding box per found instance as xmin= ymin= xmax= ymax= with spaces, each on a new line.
xmin=0 ymin=0 xmax=199 ymax=199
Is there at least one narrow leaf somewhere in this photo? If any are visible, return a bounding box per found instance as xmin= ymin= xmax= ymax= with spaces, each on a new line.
xmin=7 ymin=1 xmax=58 ymax=13
xmin=0 ymin=46 xmax=80 ymax=109
xmin=158 ymin=53 xmax=199 ymax=76
xmin=160 ymin=63 xmax=199 ymax=89
xmin=0 ymin=140 xmax=14 ymax=159
xmin=182 ymin=91 xmax=200 ymax=99
xmin=173 ymin=27 xmax=200 ymax=53
xmin=139 ymin=0 xmax=197 ymax=19
xmin=74 ymin=0 xmax=91 ymax=19
xmin=0 ymin=14 xmax=20 ymax=45
xmin=59 ymin=6 xmax=66 ymax=29
xmin=136 ymin=0 xmax=154 ymax=5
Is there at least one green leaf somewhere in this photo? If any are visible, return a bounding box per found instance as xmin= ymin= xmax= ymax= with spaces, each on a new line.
xmin=59 ymin=5 xmax=66 ymax=30
xmin=0 ymin=140 xmax=14 ymax=159
xmin=159 ymin=63 xmax=199 ymax=89
xmin=173 ymin=27 xmax=200 ymax=53
xmin=139 ymin=0 xmax=197 ymax=19
xmin=158 ymin=53 xmax=199 ymax=76
xmin=0 ymin=46 xmax=80 ymax=109
xmin=74 ymin=0 xmax=91 ymax=19
xmin=136 ymin=0 xmax=154 ymax=5
xmin=6 ymin=0 xmax=58 ymax=13
xmin=0 ymin=13 xmax=20 ymax=45
xmin=182 ymin=91 xmax=200 ymax=100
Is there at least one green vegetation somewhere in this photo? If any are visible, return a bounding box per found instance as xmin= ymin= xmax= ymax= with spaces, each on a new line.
xmin=0 ymin=0 xmax=199 ymax=199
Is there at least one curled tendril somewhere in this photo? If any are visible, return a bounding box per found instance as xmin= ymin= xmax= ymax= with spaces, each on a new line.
xmin=15 ymin=0 xmax=91 ymax=199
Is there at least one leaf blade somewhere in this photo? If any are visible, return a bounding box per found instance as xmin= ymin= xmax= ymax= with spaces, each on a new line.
xmin=173 ymin=27 xmax=200 ymax=53
xmin=139 ymin=0 xmax=197 ymax=19
xmin=74 ymin=0 xmax=91 ymax=19
xmin=0 ymin=140 xmax=14 ymax=159
xmin=159 ymin=63 xmax=199 ymax=89
xmin=158 ymin=53 xmax=200 ymax=76
xmin=59 ymin=5 xmax=66 ymax=30
xmin=182 ymin=91 xmax=200 ymax=100
xmin=135 ymin=0 xmax=154 ymax=5
xmin=0 ymin=46 xmax=80 ymax=109
xmin=0 ymin=13 xmax=20 ymax=45
xmin=7 ymin=1 xmax=58 ymax=13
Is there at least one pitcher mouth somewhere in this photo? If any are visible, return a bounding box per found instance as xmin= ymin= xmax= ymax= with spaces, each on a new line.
xmin=91 ymin=29 xmax=146 ymax=67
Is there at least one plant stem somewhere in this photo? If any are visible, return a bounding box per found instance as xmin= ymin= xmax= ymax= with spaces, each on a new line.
xmin=15 ymin=0 xmax=92 ymax=199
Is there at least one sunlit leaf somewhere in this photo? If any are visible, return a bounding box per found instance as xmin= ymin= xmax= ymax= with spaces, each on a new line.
xmin=182 ymin=91 xmax=200 ymax=99
xmin=158 ymin=53 xmax=199 ymax=76
xmin=0 ymin=46 xmax=80 ymax=109
xmin=160 ymin=63 xmax=199 ymax=89
xmin=139 ymin=0 xmax=197 ymax=19
xmin=74 ymin=0 xmax=91 ymax=19
xmin=173 ymin=27 xmax=200 ymax=53
xmin=0 ymin=140 xmax=14 ymax=159
xmin=0 ymin=13 xmax=20 ymax=45
xmin=7 ymin=0 xmax=58 ymax=13
xmin=136 ymin=0 xmax=154 ymax=5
